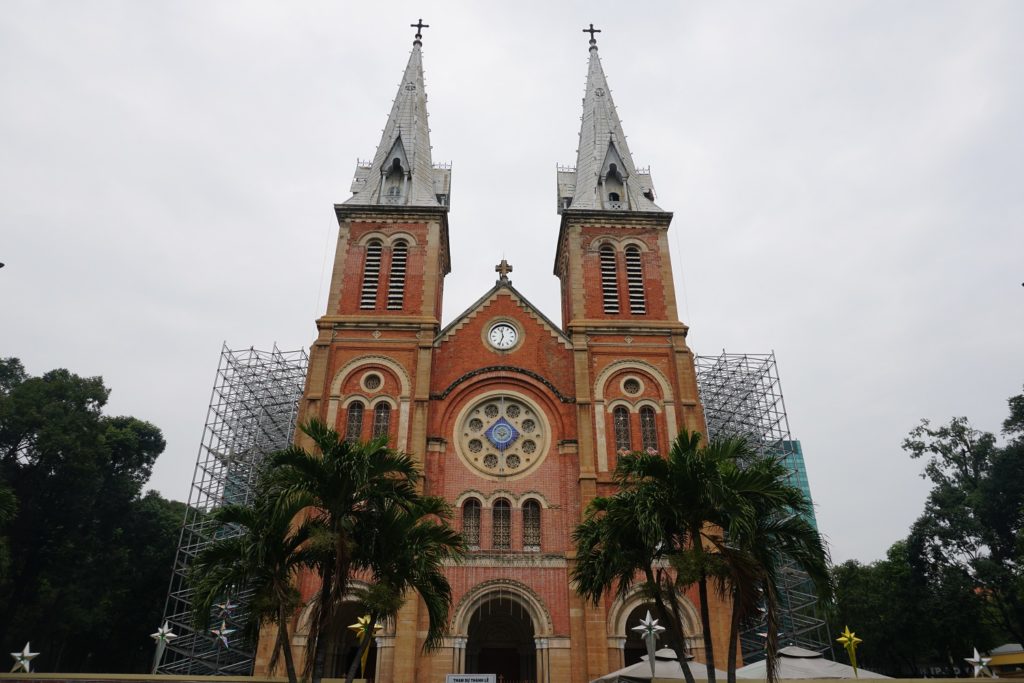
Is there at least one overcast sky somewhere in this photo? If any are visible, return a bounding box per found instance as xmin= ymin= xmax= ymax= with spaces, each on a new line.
xmin=2 ymin=1 xmax=1022 ymax=564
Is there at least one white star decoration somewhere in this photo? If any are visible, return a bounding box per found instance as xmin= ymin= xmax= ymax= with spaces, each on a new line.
xmin=632 ymin=611 xmax=666 ymax=679
xmin=965 ymin=647 xmax=992 ymax=678
xmin=150 ymin=621 xmax=179 ymax=674
xmin=151 ymin=622 xmax=178 ymax=644
xmin=10 ymin=642 xmax=39 ymax=673
xmin=211 ymin=621 xmax=236 ymax=649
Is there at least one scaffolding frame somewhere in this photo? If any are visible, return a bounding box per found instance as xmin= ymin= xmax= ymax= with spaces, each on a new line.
xmin=694 ymin=351 xmax=831 ymax=661
xmin=158 ymin=344 xmax=309 ymax=675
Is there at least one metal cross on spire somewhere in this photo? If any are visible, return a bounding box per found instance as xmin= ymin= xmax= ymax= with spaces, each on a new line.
xmin=411 ymin=18 xmax=429 ymax=42
xmin=583 ymin=23 xmax=601 ymax=43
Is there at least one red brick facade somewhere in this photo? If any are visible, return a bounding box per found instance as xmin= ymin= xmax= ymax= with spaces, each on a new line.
xmin=249 ymin=194 xmax=734 ymax=682
xmin=251 ymin=35 xmax=732 ymax=683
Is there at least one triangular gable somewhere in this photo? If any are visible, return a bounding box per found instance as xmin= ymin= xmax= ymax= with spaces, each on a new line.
xmin=600 ymin=141 xmax=627 ymax=180
xmin=436 ymin=282 xmax=573 ymax=349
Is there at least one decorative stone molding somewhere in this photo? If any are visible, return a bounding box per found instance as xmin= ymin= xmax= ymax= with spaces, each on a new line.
xmin=432 ymin=365 xmax=575 ymax=404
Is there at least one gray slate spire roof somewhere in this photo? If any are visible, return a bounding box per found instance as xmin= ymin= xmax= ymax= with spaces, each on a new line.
xmin=346 ymin=36 xmax=450 ymax=209
xmin=557 ymin=36 xmax=661 ymax=214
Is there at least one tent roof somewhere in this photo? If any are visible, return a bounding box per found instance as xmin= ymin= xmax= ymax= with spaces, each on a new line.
xmin=592 ymin=650 xmax=727 ymax=683
xmin=735 ymin=648 xmax=890 ymax=679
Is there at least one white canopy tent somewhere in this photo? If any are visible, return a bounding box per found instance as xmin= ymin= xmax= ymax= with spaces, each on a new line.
xmin=735 ymin=645 xmax=890 ymax=679
xmin=592 ymin=648 xmax=728 ymax=683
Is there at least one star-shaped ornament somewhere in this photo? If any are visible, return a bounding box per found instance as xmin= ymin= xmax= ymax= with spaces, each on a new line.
xmin=965 ymin=647 xmax=992 ymax=678
xmin=151 ymin=621 xmax=178 ymax=644
xmin=213 ymin=601 xmax=238 ymax=618
xmin=837 ymin=626 xmax=862 ymax=677
xmin=632 ymin=611 xmax=666 ymax=679
xmin=211 ymin=621 xmax=236 ymax=649
xmin=632 ymin=610 xmax=667 ymax=639
xmin=10 ymin=643 xmax=39 ymax=673
xmin=348 ymin=614 xmax=382 ymax=638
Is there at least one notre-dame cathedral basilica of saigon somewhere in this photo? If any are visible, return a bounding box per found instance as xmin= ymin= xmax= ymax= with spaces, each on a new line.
xmin=254 ymin=23 xmax=732 ymax=683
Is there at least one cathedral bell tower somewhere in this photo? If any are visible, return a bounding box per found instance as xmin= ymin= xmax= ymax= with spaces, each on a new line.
xmin=555 ymin=29 xmax=710 ymax=682
xmin=554 ymin=27 xmax=705 ymax=496
xmin=298 ymin=25 xmax=450 ymax=491
xmin=279 ymin=23 xmax=452 ymax=679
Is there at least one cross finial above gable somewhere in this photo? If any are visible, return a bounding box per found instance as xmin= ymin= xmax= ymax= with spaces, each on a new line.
xmin=583 ymin=23 xmax=601 ymax=46
xmin=495 ymin=259 xmax=513 ymax=283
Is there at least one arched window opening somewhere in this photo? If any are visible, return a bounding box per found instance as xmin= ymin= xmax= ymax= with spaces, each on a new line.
xmin=387 ymin=240 xmax=408 ymax=310
xmin=360 ymin=240 xmax=383 ymax=309
xmin=625 ymin=246 xmax=646 ymax=314
xmin=463 ymin=499 xmax=481 ymax=548
xmin=523 ymin=500 xmax=541 ymax=550
xmin=492 ymin=499 xmax=511 ymax=551
xmin=382 ymin=158 xmax=406 ymax=203
xmin=345 ymin=401 xmax=364 ymax=443
xmin=640 ymin=406 xmax=658 ymax=453
xmin=613 ymin=406 xmax=632 ymax=453
xmin=600 ymin=245 xmax=620 ymax=314
xmin=605 ymin=163 xmax=625 ymax=208
xmin=372 ymin=402 xmax=391 ymax=439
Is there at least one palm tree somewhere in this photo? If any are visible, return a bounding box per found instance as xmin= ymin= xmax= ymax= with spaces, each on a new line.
xmin=711 ymin=454 xmax=832 ymax=683
xmin=614 ymin=431 xmax=755 ymax=683
xmin=268 ymin=419 xmax=422 ymax=683
xmin=343 ymin=495 xmax=465 ymax=683
xmin=573 ymin=490 xmax=699 ymax=683
xmin=190 ymin=479 xmax=310 ymax=683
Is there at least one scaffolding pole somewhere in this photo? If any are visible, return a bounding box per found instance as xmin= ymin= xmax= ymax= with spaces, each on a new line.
xmin=694 ymin=351 xmax=831 ymax=662
xmin=157 ymin=344 xmax=309 ymax=675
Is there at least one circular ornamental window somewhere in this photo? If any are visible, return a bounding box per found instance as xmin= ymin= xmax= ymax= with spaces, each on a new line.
xmin=456 ymin=394 xmax=549 ymax=478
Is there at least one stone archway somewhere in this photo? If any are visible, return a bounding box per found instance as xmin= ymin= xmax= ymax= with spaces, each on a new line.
xmin=465 ymin=595 xmax=536 ymax=682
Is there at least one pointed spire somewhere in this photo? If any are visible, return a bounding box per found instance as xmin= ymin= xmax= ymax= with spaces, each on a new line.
xmin=557 ymin=27 xmax=661 ymax=213
xmin=346 ymin=23 xmax=449 ymax=209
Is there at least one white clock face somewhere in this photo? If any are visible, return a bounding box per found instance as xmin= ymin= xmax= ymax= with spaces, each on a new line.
xmin=488 ymin=323 xmax=518 ymax=349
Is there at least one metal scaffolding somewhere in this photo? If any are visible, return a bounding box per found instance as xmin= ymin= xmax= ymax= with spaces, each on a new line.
xmin=694 ymin=351 xmax=831 ymax=661
xmin=158 ymin=344 xmax=309 ymax=675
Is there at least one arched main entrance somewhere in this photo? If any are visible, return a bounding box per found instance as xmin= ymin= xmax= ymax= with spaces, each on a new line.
xmin=466 ymin=596 xmax=536 ymax=682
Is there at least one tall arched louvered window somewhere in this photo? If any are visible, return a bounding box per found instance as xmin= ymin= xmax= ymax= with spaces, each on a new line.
xmin=386 ymin=240 xmax=408 ymax=310
xmin=523 ymin=500 xmax=541 ymax=550
xmin=371 ymin=402 xmax=391 ymax=439
xmin=625 ymin=246 xmax=646 ymax=314
xmin=613 ymin=406 xmax=632 ymax=453
xmin=360 ymin=240 xmax=383 ymax=309
xmin=345 ymin=401 xmax=364 ymax=443
xmin=462 ymin=499 xmax=481 ymax=548
xmin=640 ymin=406 xmax=658 ymax=452
xmin=492 ymin=499 xmax=511 ymax=550
xmin=600 ymin=244 xmax=620 ymax=314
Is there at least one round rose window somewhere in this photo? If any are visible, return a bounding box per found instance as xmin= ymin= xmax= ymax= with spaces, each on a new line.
xmin=457 ymin=395 xmax=547 ymax=477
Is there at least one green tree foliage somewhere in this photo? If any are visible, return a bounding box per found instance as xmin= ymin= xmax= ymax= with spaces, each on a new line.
xmin=0 ymin=357 xmax=185 ymax=672
xmin=832 ymin=541 xmax=995 ymax=676
xmin=573 ymin=431 xmax=830 ymax=683
xmin=903 ymin=386 xmax=1024 ymax=645
xmin=711 ymin=454 xmax=831 ymax=683
xmin=265 ymin=418 xmax=462 ymax=683
xmin=343 ymin=495 xmax=464 ymax=683
xmin=190 ymin=476 xmax=310 ymax=683
xmin=830 ymin=386 xmax=1024 ymax=676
